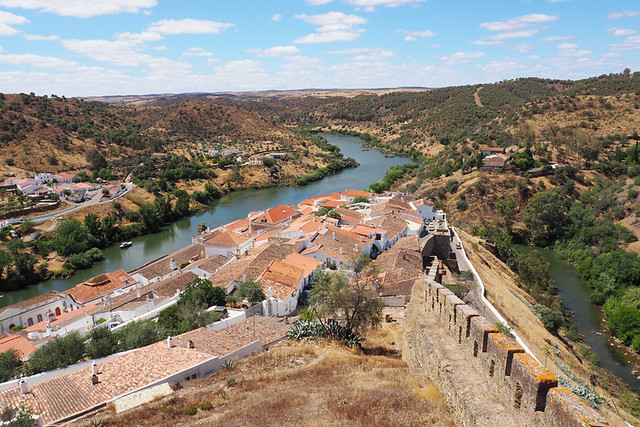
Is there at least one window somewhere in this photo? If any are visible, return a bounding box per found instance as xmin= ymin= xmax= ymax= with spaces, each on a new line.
xmin=37 ymin=314 xmax=43 ymax=322
xmin=27 ymin=318 xmax=33 ymax=326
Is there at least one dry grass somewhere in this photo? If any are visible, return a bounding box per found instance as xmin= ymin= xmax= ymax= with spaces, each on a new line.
xmin=76 ymin=325 xmax=454 ymax=427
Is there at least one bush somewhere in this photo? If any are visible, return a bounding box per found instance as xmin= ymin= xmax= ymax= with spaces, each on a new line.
xmin=532 ymin=304 xmax=564 ymax=333
xmin=27 ymin=332 xmax=86 ymax=374
xmin=182 ymin=405 xmax=198 ymax=416
xmin=199 ymin=401 xmax=214 ymax=411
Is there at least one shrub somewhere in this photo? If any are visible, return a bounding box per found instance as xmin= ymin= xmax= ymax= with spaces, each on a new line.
xmin=199 ymin=401 xmax=214 ymax=411
xmin=226 ymin=376 xmax=236 ymax=387
xmin=182 ymin=405 xmax=198 ymax=416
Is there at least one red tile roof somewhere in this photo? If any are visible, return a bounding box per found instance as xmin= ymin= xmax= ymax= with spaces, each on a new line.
xmin=0 ymin=334 xmax=36 ymax=358
xmin=25 ymin=304 xmax=97 ymax=333
xmin=283 ymin=253 xmax=322 ymax=277
xmin=204 ymin=230 xmax=251 ymax=247
xmin=64 ymin=270 xmax=136 ymax=305
xmin=253 ymin=204 xmax=299 ymax=223
xmin=341 ymin=189 xmax=372 ymax=198
xmin=260 ymin=260 xmax=304 ymax=289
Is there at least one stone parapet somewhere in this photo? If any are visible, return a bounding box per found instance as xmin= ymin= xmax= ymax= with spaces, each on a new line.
xmin=414 ymin=277 xmax=608 ymax=426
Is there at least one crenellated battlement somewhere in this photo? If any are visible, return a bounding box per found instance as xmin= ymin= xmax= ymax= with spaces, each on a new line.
xmin=408 ymin=277 xmax=608 ymax=426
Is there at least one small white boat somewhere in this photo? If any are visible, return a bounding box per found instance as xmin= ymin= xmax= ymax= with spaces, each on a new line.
xmin=120 ymin=241 xmax=132 ymax=248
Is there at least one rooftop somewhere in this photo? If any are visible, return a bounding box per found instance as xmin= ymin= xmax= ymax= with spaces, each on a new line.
xmin=204 ymin=230 xmax=252 ymax=247
xmin=0 ymin=334 xmax=37 ymax=359
xmin=64 ymin=270 xmax=136 ymax=305
xmin=131 ymin=244 xmax=203 ymax=281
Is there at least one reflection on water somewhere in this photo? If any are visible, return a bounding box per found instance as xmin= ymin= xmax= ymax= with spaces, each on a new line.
xmin=517 ymin=245 xmax=640 ymax=392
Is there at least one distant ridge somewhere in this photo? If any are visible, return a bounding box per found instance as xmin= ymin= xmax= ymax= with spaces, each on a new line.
xmin=83 ymin=87 xmax=432 ymax=106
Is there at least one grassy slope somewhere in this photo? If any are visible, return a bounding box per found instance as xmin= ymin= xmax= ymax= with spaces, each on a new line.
xmin=74 ymin=324 xmax=454 ymax=427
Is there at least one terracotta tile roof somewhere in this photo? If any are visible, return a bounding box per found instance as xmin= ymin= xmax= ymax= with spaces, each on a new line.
xmin=184 ymin=255 xmax=230 ymax=274
xmin=0 ymin=316 xmax=287 ymax=426
xmin=341 ymin=189 xmax=372 ymax=199
xmin=283 ymin=253 xmax=322 ymax=277
xmin=253 ymin=204 xmax=299 ymax=224
xmin=26 ymin=304 xmax=97 ymax=333
xmin=300 ymin=220 xmax=323 ymax=234
xmin=0 ymin=291 xmax=63 ymax=317
xmin=151 ymin=271 xmax=199 ymax=298
xmin=260 ymin=260 xmax=304 ymax=289
xmin=334 ymin=207 xmax=365 ymax=218
xmin=223 ymin=218 xmax=251 ymax=234
xmin=320 ymin=199 xmax=345 ymax=209
xmin=236 ymin=243 xmax=297 ymax=282
xmin=0 ymin=334 xmax=36 ymax=358
xmin=204 ymin=230 xmax=251 ymax=247
xmin=260 ymin=278 xmax=297 ymax=301
xmin=131 ymin=244 xmax=203 ymax=281
xmin=208 ymin=256 xmax=256 ymax=288
xmin=64 ymin=270 xmax=136 ymax=305
xmin=367 ymin=216 xmax=407 ymax=242
xmin=345 ymin=224 xmax=379 ymax=238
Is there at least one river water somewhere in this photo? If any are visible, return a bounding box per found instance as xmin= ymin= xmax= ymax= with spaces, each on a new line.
xmin=518 ymin=246 xmax=640 ymax=392
xmin=0 ymin=134 xmax=411 ymax=308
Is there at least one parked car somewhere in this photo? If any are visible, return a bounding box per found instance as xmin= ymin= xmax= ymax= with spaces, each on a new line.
xmin=456 ymin=242 xmax=462 ymax=250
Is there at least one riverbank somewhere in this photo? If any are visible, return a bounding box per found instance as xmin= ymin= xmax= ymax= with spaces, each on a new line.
xmin=459 ymin=229 xmax=640 ymax=424
xmin=0 ymin=134 xmax=411 ymax=308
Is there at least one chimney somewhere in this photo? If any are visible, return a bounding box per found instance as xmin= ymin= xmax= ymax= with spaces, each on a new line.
xmin=242 ymin=273 xmax=246 ymax=282
xmin=92 ymin=361 xmax=99 ymax=375
xmin=355 ymin=243 xmax=358 ymax=251
xmin=283 ymin=210 xmax=286 ymax=220
xmin=332 ymin=232 xmax=335 ymax=240
xmin=268 ymin=287 xmax=273 ymax=299
xmin=136 ymin=287 xmax=141 ymax=298
xmin=339 ymin=247 xmax=343 ymax=254
xmin=187 ymin=339 xmax=195 ymax=349
xmin=360 ymin=236 xmax=364 ymax=242
xmin=19 ymin=378 xmax=28 ymax=394
xmin=170 ymin=257 xmax=177 ymax=270
xmin=167 ymin=336 xmax=174 ymax=348
xmin=91 ymin=373 xmax=99 ymax=385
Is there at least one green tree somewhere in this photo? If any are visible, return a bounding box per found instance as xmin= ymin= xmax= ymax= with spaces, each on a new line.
xmin=86 ymin=327 xmax=118 ymax=359
xmin=522 ymin=189 xmax=571 ymax=245
xmin=496 ymin=197 xmax=517 ymax=230
xmin=20 ymin=219 xmax=35 ymax=234
xmin=52 ymin=218 xmax=95 ymax=256
xmin=532 ymin=304 xmax=564 ymax=334
xmin=0 ymin=350 xmax=22 ymax=382
xmin=180 ymin=278 xmax=227 ymax=310
xmin=308 ymin=270 xmax=383 ymax=332
xmin=517 ymin=250 xmax=553 ymax=299
xmin=234 ymin=280 xmax=266 ymax=305
xmin=118 ymin=320 xmax=159 ymax=351
xmin=27 ymin=332 xmax=86 ymax=374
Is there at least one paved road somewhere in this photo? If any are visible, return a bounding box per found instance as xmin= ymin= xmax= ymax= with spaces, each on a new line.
xmin=5 ymin=182 xmax=134 ymax=225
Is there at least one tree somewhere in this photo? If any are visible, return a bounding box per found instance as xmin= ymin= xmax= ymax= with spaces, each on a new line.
xmin=0 ymin=350 xmax=22 ymax=382
xmin=180 ymin=278 xmax=226 ymax=310
xmin=118 ymin=320 xmax=159 ymax=351
xmin=352 ymin=196 xmax=370 ymax=204
xmin=532 ymin=304 xmax=564 ymax=334
xmin=235 ymin=280 xmax=266 ymax=305
xmin=308 ymin=269 xmax=383 ymax=332
xmin=86 ymin=148 xmax=107 ymax=170
xmin=517 ymin=250 xmax=553 ymax=299
xmin=86 ymin=326 xmax=118 ymax=359
xmin=20 ymin=219 xmax=35 ymax=234
xmin=27 ymin=332 xmax=86 ymax=374
xmin=522 ymin=189 xmax=571 ymax=245
xmin=496 ymin=197 xmax=517 ymax=231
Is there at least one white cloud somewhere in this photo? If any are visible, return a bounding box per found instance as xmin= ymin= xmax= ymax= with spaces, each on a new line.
xmin=115 ymin=32 xmax=163 ymax=43
xmin=512 ymin=44 xmax=534 ymax=53
xmin=488 ymin=29 xmax=539 ymax=40
xmin=0 ymin=53 xmax=79 ymax=71
xmin=439 ymin=51 xmax=485 ymax=63
xmin=350 ymin=48 xmax=395 ymax=61
xmin=272 ymin=14 xmax=283 ymax=22
xmin=556 ymin=43 xmax=590 ymax=56
xmin=482 ymin=60 xmax=526 ymax=74
xmin=147 ymin=19 xmax=234 ymax=35
xmin=470 ymin=40 xmax=501 ymax=46
xmin=213 ymin=60 xmax=266 ymax=89
xmin=0 ymin=0 xmax=157 ymax=18
xmin=542 ymin=35 xmax=572 ymax=41
xmin=248 ymin=45 xmax=301 ymax=57
xmin=400 ymin=29 xmax=436 ymax=41
xmin=345 ymin=0 xmax=426 ymax=7
xmin=23 ymin=34 xmax=59 ymax=41
xmin=610 ymin=35 xmax=640 ymax=51
xmin=608 ymin=10 xmax=640 ymax=19
xmin=182 ymin=47 xmax=213 ymax=57
xmin=294 ymin=12 xmax=366 ymax=44
xmin=0 ymin=10 xmax=28 ymax=36
xmin=306 ymin=0 xmax=335 ymax=4
xmin=480 ymin=14 xmax=557 ymax=32
xmin=607 ymin=27 xmax=637 ymax=37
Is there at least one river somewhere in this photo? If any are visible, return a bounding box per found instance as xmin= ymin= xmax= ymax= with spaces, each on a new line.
xmin=518 ymin=246 xmax=640 ymax=393
xmin=0 ymin=134 xmax=411 ymax=308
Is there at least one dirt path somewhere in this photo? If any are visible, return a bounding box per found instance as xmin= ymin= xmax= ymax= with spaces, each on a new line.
xmin=474 ymin=86 xmax=484 ymax=107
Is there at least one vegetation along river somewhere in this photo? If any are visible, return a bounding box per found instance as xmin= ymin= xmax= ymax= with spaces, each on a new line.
xmin=519 ymin=245 xmax=640 ymax=393
xmin=0 ymin=134 xmax=411 ymax=307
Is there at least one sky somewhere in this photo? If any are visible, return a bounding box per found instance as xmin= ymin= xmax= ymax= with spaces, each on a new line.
xmin=0 ymin=0 xmax=638 ymax=97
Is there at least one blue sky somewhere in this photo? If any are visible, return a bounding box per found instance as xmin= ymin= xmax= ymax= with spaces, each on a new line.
xmin=0 ymin=0 xmax=638 ymax=96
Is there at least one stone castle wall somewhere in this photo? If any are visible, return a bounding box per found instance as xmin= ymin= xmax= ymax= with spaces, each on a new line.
xmin=404 ymin=273 xmax=608 ymax=426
